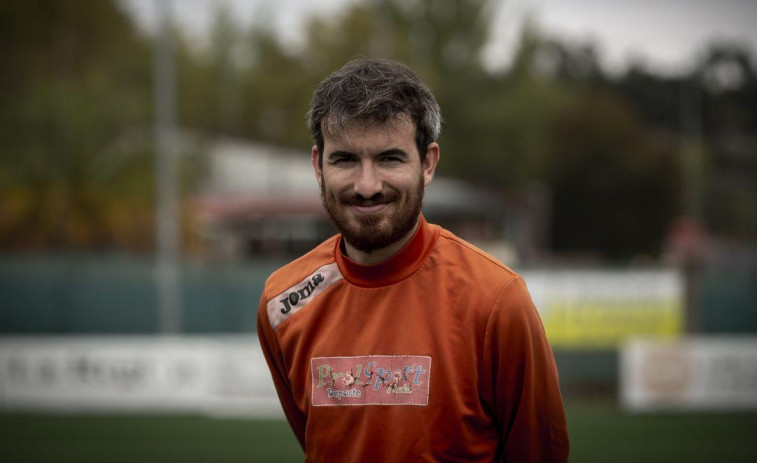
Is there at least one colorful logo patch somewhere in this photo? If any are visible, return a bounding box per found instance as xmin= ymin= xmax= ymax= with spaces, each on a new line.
xmin=311 ymin=355 xmax=431 ymax=407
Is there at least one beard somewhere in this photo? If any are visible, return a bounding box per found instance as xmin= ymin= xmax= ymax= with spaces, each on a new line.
xmin=320 ymin=175 xmax=424 ymax=254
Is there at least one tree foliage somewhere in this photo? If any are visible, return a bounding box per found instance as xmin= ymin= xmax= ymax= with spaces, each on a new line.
xmin=1 ymin=0 xmax=754 ymax=259
xmin=0 ymin=0 xmax=155 ymax=251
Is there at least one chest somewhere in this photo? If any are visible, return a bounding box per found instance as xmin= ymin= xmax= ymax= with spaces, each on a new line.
xmin=278 ymin=280 xmax=489 ymax=409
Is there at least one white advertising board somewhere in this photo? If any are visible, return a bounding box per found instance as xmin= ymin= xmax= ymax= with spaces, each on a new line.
xmin=0 ymin=336 xmax=282 ymax=417
xmin=621 ymin=337 xmax=757 ymax=412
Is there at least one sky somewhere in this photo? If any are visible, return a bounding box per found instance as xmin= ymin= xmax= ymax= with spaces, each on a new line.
xmin=120 ymin=0 xmax=757 ymax=76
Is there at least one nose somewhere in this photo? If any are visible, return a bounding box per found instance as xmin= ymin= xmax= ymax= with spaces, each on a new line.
xmin=353 ymin=161 xmax=383 ymax=198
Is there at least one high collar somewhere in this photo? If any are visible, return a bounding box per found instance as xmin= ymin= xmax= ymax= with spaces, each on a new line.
xmin=334 ymin=215 xmax=439 ymax=288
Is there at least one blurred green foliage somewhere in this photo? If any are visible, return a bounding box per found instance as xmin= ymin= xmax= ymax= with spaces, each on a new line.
xmin=1 ymin=0 xmax=755 ymax=260
xmin=0 ymin=0 xmax=154 ymax=251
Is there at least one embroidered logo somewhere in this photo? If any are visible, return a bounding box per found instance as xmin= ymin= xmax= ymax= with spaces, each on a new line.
xmin=311 ymin=355 xmax=431 ymax=407
xmin=279 ymin=273 xmax=324 ymax=314
xmin=267 ymin=262 xmax=343 ymax=330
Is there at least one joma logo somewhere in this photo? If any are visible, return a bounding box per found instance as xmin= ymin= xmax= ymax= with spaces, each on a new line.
xmin=266 ymin=262 xmax=342 ymax=330
xmin=279 ymin=273 xmax=325 ymax=314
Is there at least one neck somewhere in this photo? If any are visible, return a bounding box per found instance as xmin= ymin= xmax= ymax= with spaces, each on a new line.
xmin=343 ymin=217 xmax=421 ymax=265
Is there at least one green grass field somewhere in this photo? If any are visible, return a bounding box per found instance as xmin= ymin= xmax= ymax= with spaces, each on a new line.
xmin=3 ymin=400 xmax=757 ymax=462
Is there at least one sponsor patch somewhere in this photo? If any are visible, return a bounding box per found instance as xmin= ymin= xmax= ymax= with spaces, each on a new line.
xmin=311 ymin=355 xmax=431 ymax=407
xmin=267 ymin=262 xmax=343 ymax=330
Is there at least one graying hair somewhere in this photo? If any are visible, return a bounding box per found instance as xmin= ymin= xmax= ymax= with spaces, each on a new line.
xmin=307 ymin=57 xmax=442 ymax=164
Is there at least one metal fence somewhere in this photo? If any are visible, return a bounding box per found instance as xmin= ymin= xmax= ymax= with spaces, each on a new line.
xmin=0 ymin=255 xmax=285 ymax=334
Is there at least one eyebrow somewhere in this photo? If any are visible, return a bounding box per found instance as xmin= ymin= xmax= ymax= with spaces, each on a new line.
xmin=377 ymin=148 xmax=409 ymax=158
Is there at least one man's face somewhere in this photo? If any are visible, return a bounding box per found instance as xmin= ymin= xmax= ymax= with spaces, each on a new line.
xmin=312 ymin=115 xmax=439 ymax=255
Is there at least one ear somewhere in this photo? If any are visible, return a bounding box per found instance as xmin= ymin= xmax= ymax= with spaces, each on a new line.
xmin=421 ymin=142 xmax=440 ymax=187
xmin=311 ymin=145 xmax=323 ymax=185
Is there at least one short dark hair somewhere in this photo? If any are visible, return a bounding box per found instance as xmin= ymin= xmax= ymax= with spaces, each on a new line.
xmin=307 ymin=57 xmax=442 ymax=165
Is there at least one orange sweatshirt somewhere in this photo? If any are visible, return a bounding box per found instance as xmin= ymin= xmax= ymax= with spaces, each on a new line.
xmin=257 ymin=216 xmax=569 ymax=462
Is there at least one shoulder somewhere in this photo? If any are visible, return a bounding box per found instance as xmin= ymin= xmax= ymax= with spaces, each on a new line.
xmin=429 ymin=226 xmax=536 ymax=327
xmin=432 ymin=226 xmax=520 ymax=287
xmin=262 ymin=234 xmax=340 ymax=300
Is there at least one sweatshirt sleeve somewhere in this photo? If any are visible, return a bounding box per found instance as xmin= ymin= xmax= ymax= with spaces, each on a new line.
xmin=483 ymin=275 xmax=570 ymax=462
xmin=257 ymin=292 xmax=308 ymax=452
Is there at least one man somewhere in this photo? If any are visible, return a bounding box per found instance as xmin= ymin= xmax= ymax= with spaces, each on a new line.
xmin=257 ymin=57 xmax=569 ymax=462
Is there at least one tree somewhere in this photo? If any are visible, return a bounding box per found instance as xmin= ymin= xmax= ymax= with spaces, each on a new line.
xmin=545 ymin=91 xmax=677 ymax=259
xmin=0 ymin=0 xmax=154 ymax=251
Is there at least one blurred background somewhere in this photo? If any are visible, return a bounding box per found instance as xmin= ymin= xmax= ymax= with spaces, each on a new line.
xmin=1 ymin=0 xmax=756 ymax=461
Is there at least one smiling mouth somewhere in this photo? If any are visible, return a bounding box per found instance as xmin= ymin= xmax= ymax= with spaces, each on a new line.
xmin=349 ymin=202 xmax=390 ymax=214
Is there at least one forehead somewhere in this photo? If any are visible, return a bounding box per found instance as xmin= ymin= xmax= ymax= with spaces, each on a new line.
xmin=322 ymin=114 xmax=416 ymax=151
